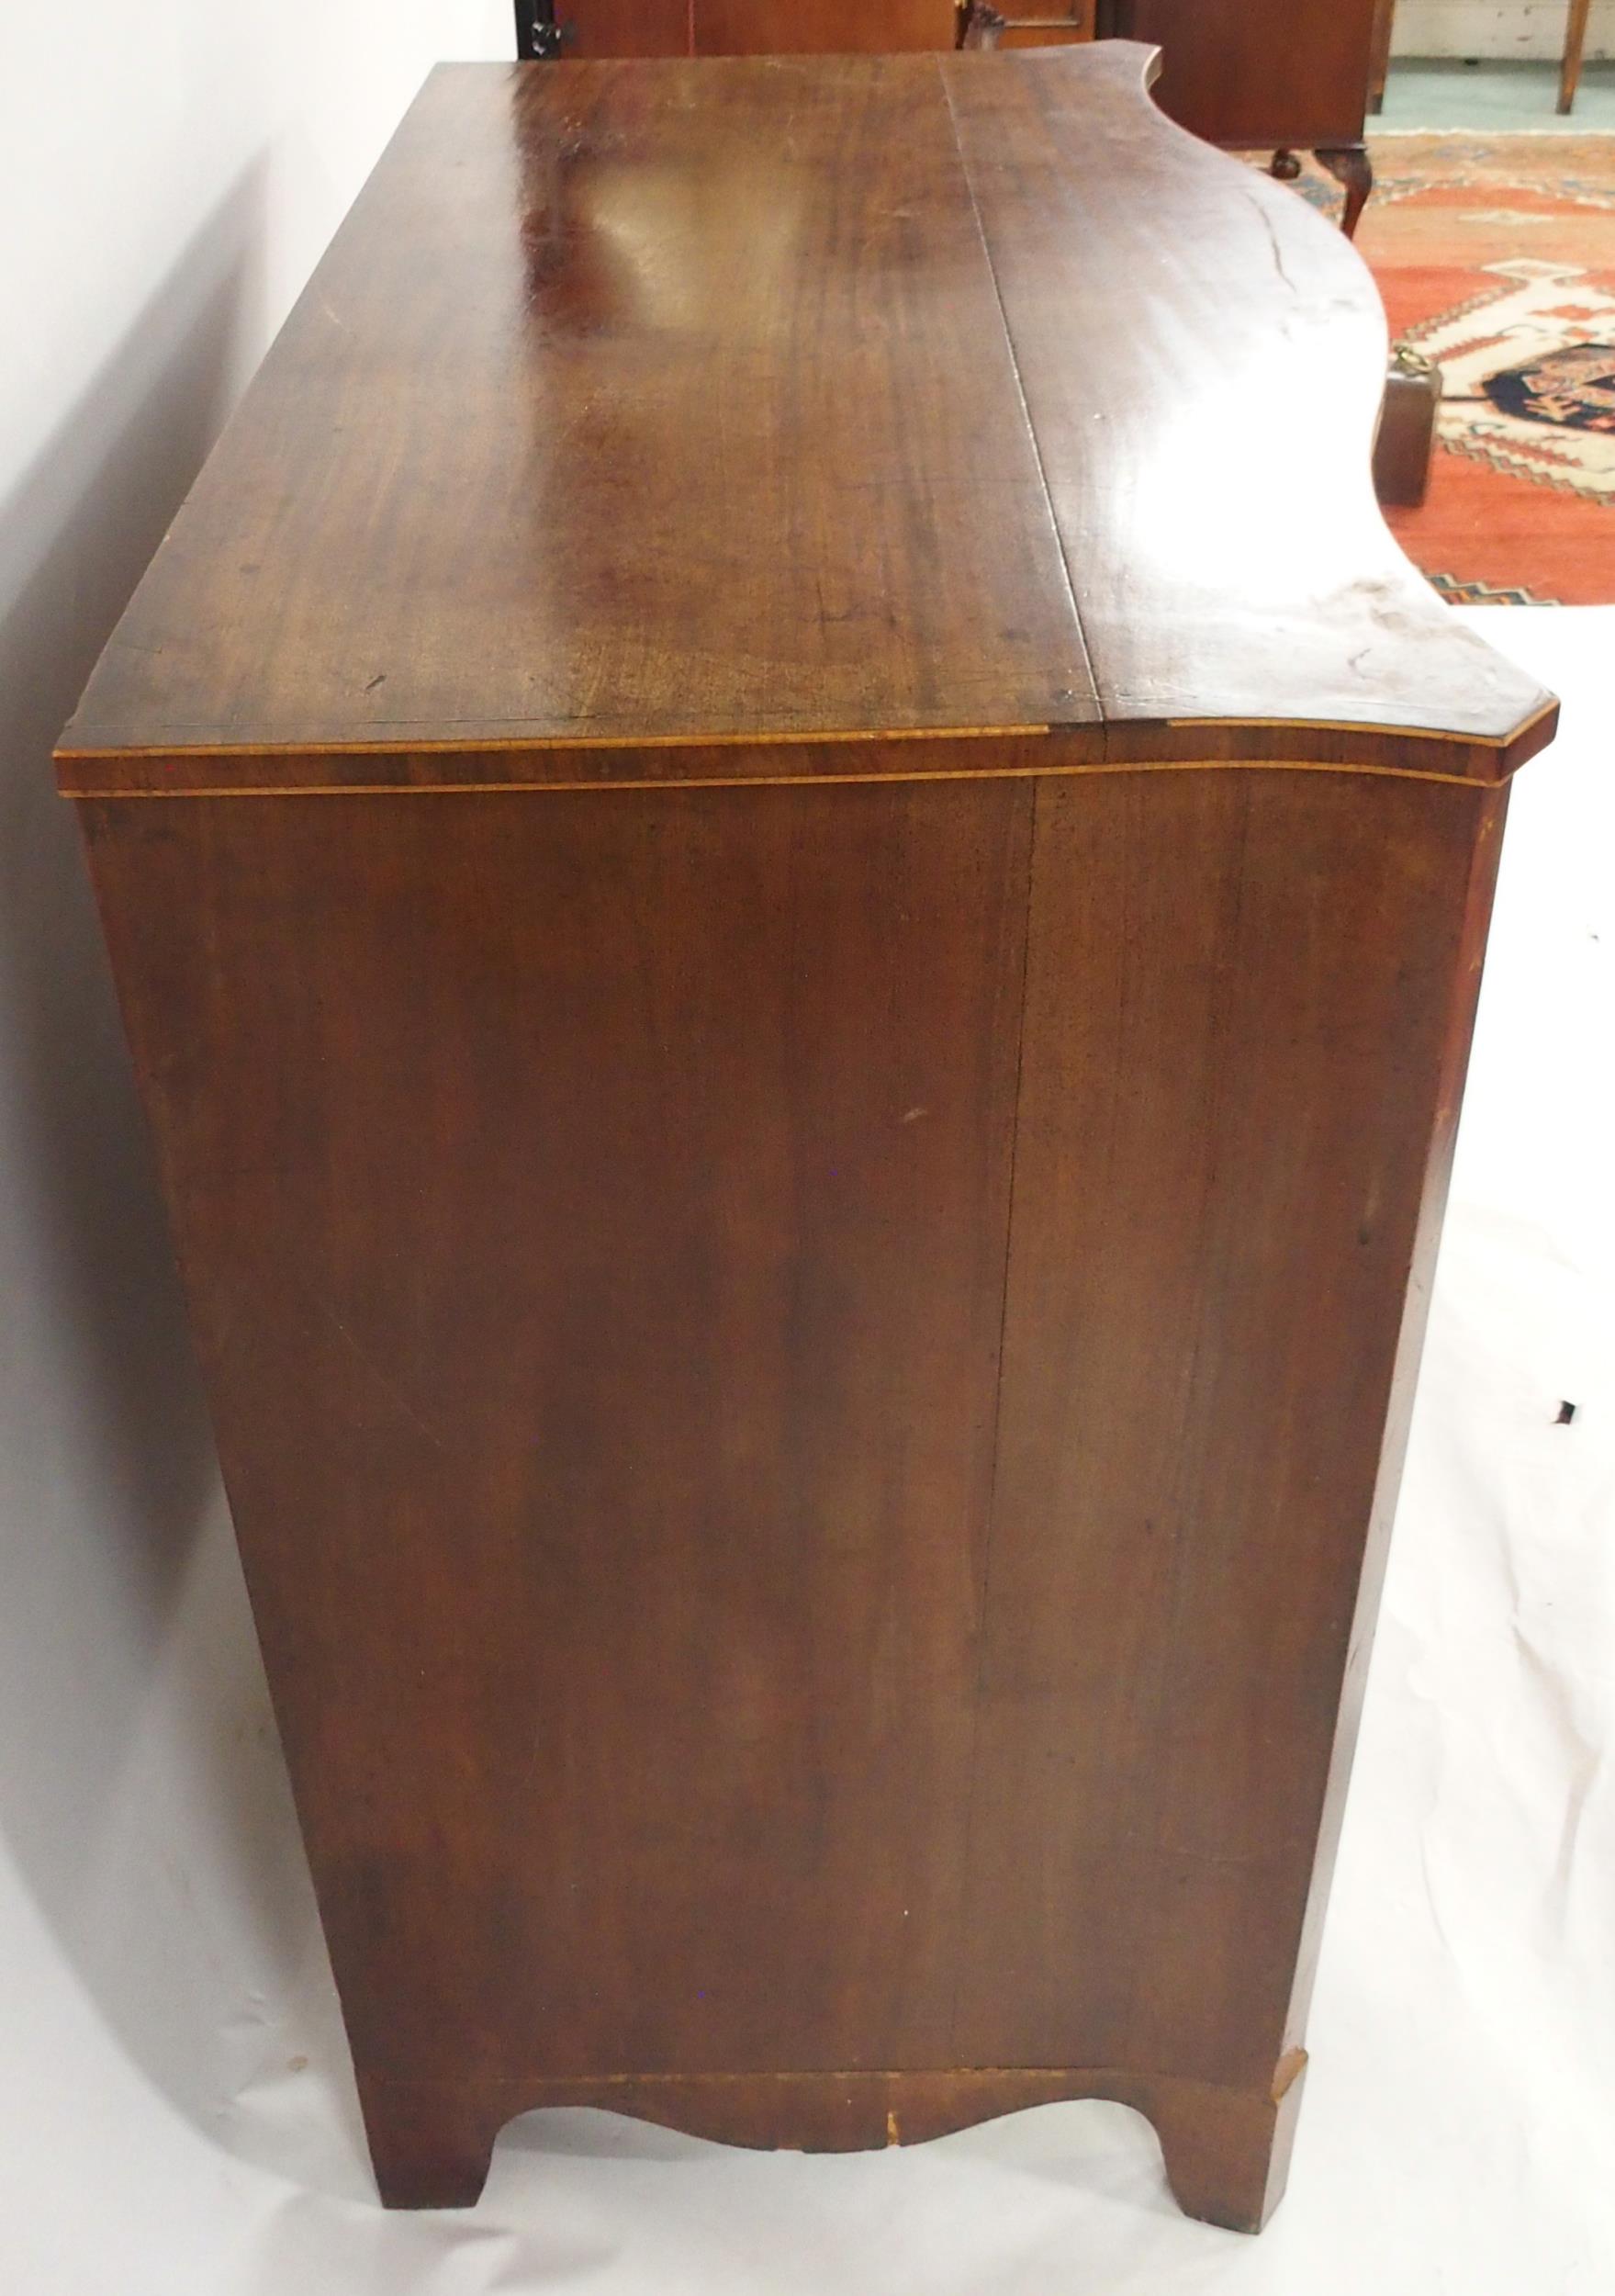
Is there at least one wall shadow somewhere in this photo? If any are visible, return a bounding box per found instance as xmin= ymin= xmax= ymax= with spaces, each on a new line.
xmin=0 ymin=156 xmax=336 ymax=2152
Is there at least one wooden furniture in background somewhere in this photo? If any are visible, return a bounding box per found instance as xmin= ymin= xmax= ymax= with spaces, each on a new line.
xmin=961 ymin=1 xmax=1096 ymax=51
xmin=1561 ymin=0 xmax=1592 ymax=112
xmin=1105 ymin=0 xmax=1381 ymax=233
xmin=60 ymin=48 xmax=1554 ymax=2238
xmin=974 ymin=0 xmax=1093 ymax=47
xmin=1335 ymin=0 xmax=1595 ymax=124
xmin=518 ymin=0 xmax=1381 ymax=231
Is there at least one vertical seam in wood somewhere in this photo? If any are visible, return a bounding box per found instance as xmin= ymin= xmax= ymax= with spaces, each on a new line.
xmin=948 ymin=773 xmax=1039 ymax=2060
xmin=939 ymin=62 xmax=1103 ymax=735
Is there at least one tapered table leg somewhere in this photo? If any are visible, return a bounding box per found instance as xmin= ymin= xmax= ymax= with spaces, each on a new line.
xmin=1560 ymin=0 xmax=1592 ymax=113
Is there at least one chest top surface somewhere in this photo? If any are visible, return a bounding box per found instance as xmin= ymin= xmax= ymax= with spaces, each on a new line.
xmin=59 ymin=45 xmax=1554 ymax=786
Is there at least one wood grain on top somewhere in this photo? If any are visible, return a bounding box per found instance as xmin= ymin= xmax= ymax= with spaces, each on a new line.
xmin=59 ymin=48 xmax=1554 ymax=780
xmin=941 ymin=49 xmax=1543 ymax=754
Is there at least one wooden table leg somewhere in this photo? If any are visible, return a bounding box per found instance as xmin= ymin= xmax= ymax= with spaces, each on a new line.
xmin=1317 ymin=142 xmax=1374 ymax=239
xmin=1560 ymin=0 xmax=1592 ymax=113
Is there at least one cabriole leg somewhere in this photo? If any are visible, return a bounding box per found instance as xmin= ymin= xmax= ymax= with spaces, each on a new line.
xmin=1316 ymin=143 xmax=1374 ymax=238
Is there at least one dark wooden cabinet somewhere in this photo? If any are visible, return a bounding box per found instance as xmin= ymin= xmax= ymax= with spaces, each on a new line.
xmin=1105 ymin=0 xmax=1379 ymax=229
xmin=61 ymin=49 xmax=1553 ymax=2239
xmin=1109 ymin=0 xmax=1374 ymax=146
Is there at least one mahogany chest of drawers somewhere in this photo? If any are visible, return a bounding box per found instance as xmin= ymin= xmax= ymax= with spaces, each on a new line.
xmin=60 ymin=48 xmax=1553 ymax=2234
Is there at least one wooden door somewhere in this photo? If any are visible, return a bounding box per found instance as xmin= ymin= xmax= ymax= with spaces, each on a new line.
xmin=696 ymin=0 xmax=959 ymax=49
xmin=561 ymin=0 xmax=963 ymax=55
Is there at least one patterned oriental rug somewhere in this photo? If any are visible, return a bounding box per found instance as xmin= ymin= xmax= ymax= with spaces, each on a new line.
xmin=1290 ymin=134 xmax=1615 ymax=605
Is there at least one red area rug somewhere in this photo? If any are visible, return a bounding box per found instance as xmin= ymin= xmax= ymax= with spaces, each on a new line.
xmin=1295 ymin=134 xmax=1615 ymax=604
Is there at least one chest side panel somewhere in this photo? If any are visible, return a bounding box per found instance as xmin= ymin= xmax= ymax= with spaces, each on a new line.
xmin=82 ymin=774 xmax=1033 ymax=2080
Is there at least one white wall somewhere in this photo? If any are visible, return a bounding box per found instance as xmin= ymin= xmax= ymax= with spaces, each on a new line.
xmin=0 ymin=2 xmax=508 ymax=2268
xmin=1394 ymin=1 xmax=1615 ymax=62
